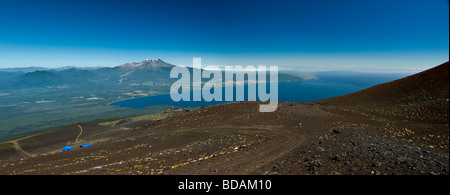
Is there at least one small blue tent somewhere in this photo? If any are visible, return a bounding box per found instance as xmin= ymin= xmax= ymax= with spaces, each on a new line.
xmin=80 ymin=143 xmax=92 ymax=148
xmin=61 ymin=146 xmax=72 ymax=151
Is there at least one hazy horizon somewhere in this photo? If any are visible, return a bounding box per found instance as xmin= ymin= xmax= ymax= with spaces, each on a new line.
xmin=0 ymin=57 xmax=433 ymax=74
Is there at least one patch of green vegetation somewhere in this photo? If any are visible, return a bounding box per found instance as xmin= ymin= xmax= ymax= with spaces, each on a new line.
xmin=97 ymin=108 xmax=178 ymax=126
xmin=0 ymin=85 xmax=172 ymax=142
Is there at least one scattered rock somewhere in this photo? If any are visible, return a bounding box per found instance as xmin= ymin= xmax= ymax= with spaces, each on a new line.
xmin=233 ymin=146 xmax=241 ymax=151
xmin=331 ymin=155 xmax=341 ymax=162
xmin=315 ymin=147 xmax=325 ymax=152
xmin=273 ymin=164 xmax=280 ymax=170
xmin=430 ymin=172 xmax=439 ymax=175
xmin=307 ymin=160 xmax=322 ymax=171
xmin=350 ymin=140 xmax=359 ymax=146
xmin=330 ymin=170 xmax=340 ymax=175
xmin=256 ymin=134 xmax=265 ymax=138
xmin=407 ymin=162 xmax=416 ymax=168
xmin=267 ymin=171 xmax=279 ymax=175
xmin=372 ymin=162 xmax=382 ymax=167
xmin=349 ymin=167 xmax=359 ymax=173
xmin=397 ymin=157 xmax=408 ymax=164
xmin=311 ymin=160 xmax=321 ymax=167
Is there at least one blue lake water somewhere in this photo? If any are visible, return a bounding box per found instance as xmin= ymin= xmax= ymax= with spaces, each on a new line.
xmin=110 ymin=72 xmax=410 ymax=109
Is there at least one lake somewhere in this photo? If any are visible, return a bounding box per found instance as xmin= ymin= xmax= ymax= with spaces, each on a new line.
xmin=109 ymin=71 xmax=411 ymax=109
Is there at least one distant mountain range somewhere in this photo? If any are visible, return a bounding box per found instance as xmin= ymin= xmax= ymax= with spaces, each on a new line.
xmin=0 ymin=67 xmax=50 ymax=73
xmin=0 ymin=66 xmax=104 ymax=72
xmin=0 ymin=59 xmax=177 ymax=90
xmin=0 ymin=59 xmax=305 ymax=91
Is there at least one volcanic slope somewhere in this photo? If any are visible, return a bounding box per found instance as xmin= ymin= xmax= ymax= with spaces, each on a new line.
xmin=0 ymin=62 xmax=448 ymax=175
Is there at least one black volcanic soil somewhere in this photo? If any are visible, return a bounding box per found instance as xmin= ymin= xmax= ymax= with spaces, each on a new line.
xmin=0 ymin=62 xmax=448 ymax=175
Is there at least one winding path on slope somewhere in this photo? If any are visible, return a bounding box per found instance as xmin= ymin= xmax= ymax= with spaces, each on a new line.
xmin=75 ymin=124 xmax=83 ymax=143
xmin=11 ymin=140 xmax=33 ymax=157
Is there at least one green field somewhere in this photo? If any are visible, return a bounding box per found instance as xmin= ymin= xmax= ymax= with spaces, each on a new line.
xmin=0 ymin=86 xmax=172 ymax=142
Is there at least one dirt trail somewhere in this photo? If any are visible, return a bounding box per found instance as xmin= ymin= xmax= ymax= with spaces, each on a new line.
xmin=75 ymin=124 xmax=83 ymax=143
xmin=11 ymin=140 xmax=32 ymax=157
xmin=184 ymin=129 xmax=302 ymax=175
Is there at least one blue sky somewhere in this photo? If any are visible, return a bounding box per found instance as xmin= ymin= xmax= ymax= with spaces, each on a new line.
xmin=0 ymin=0 xmax=448 ymax=71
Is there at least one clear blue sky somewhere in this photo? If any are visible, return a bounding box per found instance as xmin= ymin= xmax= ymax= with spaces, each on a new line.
xmin=0 ymin=0 xmax=448 ymax=71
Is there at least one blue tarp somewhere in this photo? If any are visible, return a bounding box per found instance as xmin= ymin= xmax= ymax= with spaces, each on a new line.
xmin=80 ymin=143 xmax=92 ymax=148
xmin=61 ymin=146 xmax=72 ymax=151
